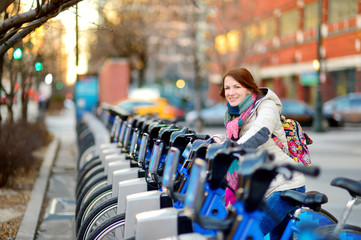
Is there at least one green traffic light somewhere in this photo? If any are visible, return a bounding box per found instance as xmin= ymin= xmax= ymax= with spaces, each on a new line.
xmin=35 ymin=62 xmax=43 ymax=71
xmin=56 ymin=82 xmax=63 ymax=90
xmin=13 ymin=48 xmax=23 ymax=59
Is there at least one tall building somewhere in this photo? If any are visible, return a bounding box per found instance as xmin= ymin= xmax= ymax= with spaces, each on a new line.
xmin=209 ymin=0 xmax=361 ymax=104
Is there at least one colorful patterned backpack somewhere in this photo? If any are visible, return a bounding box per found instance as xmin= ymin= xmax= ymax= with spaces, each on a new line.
xmin=272 ymin=115 xmax=313 ymax=166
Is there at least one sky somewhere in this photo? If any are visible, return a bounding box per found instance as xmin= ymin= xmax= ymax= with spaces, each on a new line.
xmin=55 ymin=0 xmax=99 ymax=85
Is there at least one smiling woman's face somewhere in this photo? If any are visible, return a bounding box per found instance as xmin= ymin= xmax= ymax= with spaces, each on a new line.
xmin=224 ymin=76 xmax=250 ymax=107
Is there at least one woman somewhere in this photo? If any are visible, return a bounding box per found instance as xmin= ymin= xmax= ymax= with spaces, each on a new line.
xmin=220 ymin=67 xmax=306 ymax=239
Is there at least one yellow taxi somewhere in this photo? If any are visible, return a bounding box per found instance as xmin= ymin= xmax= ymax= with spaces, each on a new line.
xmin=116 ymin=97 xmax=177 ymax=121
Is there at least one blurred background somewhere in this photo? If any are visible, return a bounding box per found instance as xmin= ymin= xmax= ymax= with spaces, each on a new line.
xmin=1 ymin=0 xmax=361 ymax=130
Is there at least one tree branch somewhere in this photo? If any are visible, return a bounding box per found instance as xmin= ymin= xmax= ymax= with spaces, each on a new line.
xmin=0 ymin=0 xmax=82 ymax=34
xmin=36 ymin=0 xmax=43 ymax=17
xmin=0 ymin=17 xmax=47 ymax=55
xmin=0 ymin=0 xmax=15 ymax=13
xmin=0 ymin=0 xmax=83 ymax=55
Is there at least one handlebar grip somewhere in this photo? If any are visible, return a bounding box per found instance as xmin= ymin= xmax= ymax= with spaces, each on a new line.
xmin=195 ymin=134 xmax=211 ymax=140
xmin=286 ymin=164 xmax=320 ymax=177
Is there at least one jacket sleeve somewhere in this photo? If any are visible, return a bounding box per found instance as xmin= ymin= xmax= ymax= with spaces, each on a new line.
xmin=237 ymin=100 xmax=279 ymax=149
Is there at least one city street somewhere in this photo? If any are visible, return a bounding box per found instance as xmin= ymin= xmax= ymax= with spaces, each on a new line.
xmin=5 ymin=1 xmax=361 ymax=239
xmin=197 ymin=124 xmax=361 ymax=226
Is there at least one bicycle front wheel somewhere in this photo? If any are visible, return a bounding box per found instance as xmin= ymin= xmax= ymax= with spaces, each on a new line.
xmin=87 ymin=214 xmax=126 ymax=240
xmin=77 ymin=197 xmax=118 ymax=240
xmin=316 ymin=224 xmax=361 ymax=240
xmin=297 ymin=208 xmax=338 ymax=227
xmin=291 ymin=208 xmax=338 ymax=240
xmin=76 ymin=184 xmax=113 ymax=232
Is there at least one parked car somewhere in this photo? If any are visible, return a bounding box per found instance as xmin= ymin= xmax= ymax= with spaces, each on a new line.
xmin=185 ymin=98 xmax=346 ymax=128
xmin=280 ymin=99 xmax=315 ymax=127
xmin=115 ymin=97 xmax=177 ymax=121
xmin=323 ymin=92 xmax=361 ymax=124
xmin=280 ymin=99 xmax=343 ymax=128
xmin=185 ymin=102 xmax=227 ymax=126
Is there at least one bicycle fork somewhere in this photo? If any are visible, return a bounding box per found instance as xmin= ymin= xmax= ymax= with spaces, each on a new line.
xmin=333 ymin=196 xmax=361 ymax=237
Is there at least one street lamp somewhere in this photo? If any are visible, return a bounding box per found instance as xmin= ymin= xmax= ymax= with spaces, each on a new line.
xmin=45 ymin=73 xmax=53 ymax=85
xmin=313 ymin=59 xmax=320 ymax=71
xmin=312 ymin=0 xmax=325 ymax=132
xmin=176 ymin=79 xmax=185 ymax=89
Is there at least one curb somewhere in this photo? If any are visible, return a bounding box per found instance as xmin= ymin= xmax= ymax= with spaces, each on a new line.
xmin=16 ymin=138 xmax=60 ymax=240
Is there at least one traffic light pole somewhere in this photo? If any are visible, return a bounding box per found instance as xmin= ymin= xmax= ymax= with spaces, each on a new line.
xmin=313 ymin=0 xmax=325 ymax=132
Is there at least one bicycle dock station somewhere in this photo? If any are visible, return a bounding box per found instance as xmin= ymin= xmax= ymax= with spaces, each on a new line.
xmin=74 ymin=105 xmax=361 ymax=240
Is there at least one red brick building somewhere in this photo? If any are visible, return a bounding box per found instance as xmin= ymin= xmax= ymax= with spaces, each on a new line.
xmin=209 ymin=0 xmax=361 ymax=104
xmin=98 ymin=58 xmax=130 ymax=104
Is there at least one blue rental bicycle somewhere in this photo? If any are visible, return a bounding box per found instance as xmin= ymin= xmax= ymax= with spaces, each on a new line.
xmin=182 ymin=146 xmax=343 ymax=240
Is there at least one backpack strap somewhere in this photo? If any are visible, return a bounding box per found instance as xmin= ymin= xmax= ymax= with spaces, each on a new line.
xmin=272 ymin=114 xmax=290 ymax=154
xmin=271 ymin=133 xmax=289 ymax=154
xmin=304 ymin=132 xmax=313 ymax=145
xmin=272 ymin=134 xmax=284 ymax=149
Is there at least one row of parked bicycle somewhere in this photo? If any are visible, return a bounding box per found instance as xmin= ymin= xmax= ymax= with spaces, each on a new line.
xmin=74 ymin=107 xmax=361 ymax=240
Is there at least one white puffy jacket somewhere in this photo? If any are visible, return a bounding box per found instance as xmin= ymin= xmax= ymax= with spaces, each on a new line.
xmin=236 ymin=87 xmax=306 ymax=198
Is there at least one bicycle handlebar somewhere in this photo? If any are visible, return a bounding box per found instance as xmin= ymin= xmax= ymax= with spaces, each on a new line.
xmin=284 ymin=164 xmax=320 ymax=177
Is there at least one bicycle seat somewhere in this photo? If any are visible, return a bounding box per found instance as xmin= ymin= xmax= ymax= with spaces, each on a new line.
xmin=281 ymin=190 xmax=328 ymax=212
xmin=331 ymin=177 xmax=361 ymax=198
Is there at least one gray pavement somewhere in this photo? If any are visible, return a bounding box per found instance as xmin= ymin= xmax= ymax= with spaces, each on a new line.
xmin=18 ymin=108 xmax=361 ymax=239
xmin=36 ymin=106 xmax=78 ymax=240
xmin=305 ymin=126 xmax=361 ymax=226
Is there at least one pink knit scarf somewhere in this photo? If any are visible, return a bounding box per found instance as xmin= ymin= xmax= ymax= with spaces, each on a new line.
xmin=224 ymin=93 xmax=257 ymax=206
xmin=225 ymin=93 xmax=257 ymax=140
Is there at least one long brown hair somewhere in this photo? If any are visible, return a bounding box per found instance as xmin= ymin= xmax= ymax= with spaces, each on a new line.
xmin=219 ymin=67 xmax=261 ymax=98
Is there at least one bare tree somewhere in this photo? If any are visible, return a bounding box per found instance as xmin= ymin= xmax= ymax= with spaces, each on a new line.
xmin=89 ymin=0 xmax=210 ymax=130
xmin=88 ymin=0 xmax=164 ymax=87
xmin=204 ymin=0 xmax=261 ymax=74
xmin=0 ymin=0 xmax=83 ymax=122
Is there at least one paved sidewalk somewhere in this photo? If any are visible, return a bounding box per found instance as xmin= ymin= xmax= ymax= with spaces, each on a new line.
xmin=16 ymin=106 xmax=78 ymax=240
xmin=16 ymin=105 xmax=111 ymax=240
xmin=36 ymin=106 xmax=78 ymax=240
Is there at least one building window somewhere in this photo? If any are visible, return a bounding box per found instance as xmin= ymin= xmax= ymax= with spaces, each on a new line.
xmin=215 ymin=34 xmax=228 ymax=54
xmin=214 ymin=30 xmax=241 ymax=54
xmin=304 ymin=1 xmax=319 ymax=29
xmin=259 ymin=17 xmax=276 ymax=39
xmin=244 ymin=23 xmax=258 ymax=45
xmin=280 ymin=9 xmax=299 ymax=36
xmin=227 ymin=30 xmax=241 ymax=51
xmin=328 ymin=0 xmax=358 ymax=23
